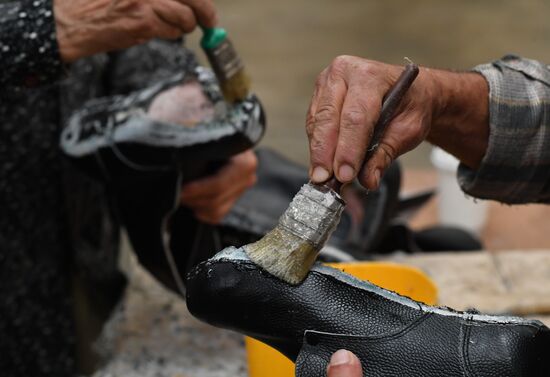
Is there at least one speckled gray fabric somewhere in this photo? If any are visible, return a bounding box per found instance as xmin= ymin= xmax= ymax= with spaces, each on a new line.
xmin=0 ymin=6 xmax=199 ymax=371
xmin=0 ymin=1 xmax=75 ymax=372
xmin=0 ymin=0 xmax=64 ymax=89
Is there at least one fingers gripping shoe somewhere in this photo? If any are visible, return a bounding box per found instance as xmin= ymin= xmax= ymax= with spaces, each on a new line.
xmin=186 ymin=247 xmax=550 ymax=377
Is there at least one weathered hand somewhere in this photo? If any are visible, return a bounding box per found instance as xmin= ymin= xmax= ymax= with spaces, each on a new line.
xmin=180 ymin=150 xmax=258 ymax=224
xmin=327 ymin=349 xmax=363 ymax=377
xmin=54 ymin=0 xmax=217 ymax=62
xmin=306 ymin=56 xmax=489 ymax=190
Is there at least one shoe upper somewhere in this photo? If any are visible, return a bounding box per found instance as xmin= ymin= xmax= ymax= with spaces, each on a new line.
xmin=60 ymin=67 xmax=265 ymax=183
xmin=186 ymin=247 xmax=550 ymax=376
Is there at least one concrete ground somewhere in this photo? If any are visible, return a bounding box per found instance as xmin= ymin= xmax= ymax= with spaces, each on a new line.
xmin=91 ymin=250 xmax=248 ymax=377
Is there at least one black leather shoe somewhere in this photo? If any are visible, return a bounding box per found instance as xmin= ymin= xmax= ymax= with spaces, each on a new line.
xmin=60 ymin=66 xmax=266 ymax=290
xmin=186 ymin=247 xmax=550 ymax=377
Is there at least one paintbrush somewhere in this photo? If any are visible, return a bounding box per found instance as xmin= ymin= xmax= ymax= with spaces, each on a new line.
xmin=201 ymin=26 xmax=251 ymax=103
xmin=245 ymin=63 xmax=420 ymax=284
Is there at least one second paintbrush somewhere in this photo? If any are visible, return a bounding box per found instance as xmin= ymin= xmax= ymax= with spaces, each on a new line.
xmin=245 ymin=63 xmax=420 ymax=284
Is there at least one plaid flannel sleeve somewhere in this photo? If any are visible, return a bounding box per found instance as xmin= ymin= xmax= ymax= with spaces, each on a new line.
xmin=457 ymin=55 xmax=550 ymax=204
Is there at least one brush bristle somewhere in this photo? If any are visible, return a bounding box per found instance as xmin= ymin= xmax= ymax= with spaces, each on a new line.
xmin=221 ymin=69 xmax=251 ymax=103
xmin=244 ymin=183 xmax=345 ymax=285
xmin=245 ymin=227 xmax=318 ymax=285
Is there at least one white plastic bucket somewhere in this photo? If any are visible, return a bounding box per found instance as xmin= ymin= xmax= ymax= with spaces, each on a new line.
xmin=430 ymin=147 xmax=488 ymax=234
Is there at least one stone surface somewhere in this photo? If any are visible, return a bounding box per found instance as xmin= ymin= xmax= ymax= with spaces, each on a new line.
xmin=389 ymin=250 xmax=550 ymax=323
xmin=390 ymin=252 xmax=511 ymax=313
xmin=92 ymin=249 xmax=248 ymax=377
xmin=491 ymin=251 xmax=550 ymax=316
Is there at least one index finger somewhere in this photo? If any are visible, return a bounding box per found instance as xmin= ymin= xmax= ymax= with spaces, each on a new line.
xmin=174 ymin=0 xmax=218 ymax=28
xmin=333 ymin=79 xmax=385 ymax=183
xmin=308 ymin=58 xmax=350 ymax=183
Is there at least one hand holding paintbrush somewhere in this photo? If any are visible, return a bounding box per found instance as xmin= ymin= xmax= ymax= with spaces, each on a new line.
xmin=245 ymin=63 xmax=419 ymax=284
xmin=324 ymin=62 xmax=420 ymax=194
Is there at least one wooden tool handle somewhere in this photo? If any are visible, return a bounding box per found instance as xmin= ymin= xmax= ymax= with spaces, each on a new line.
xmin=326 ymin=63 xmax=420 ymax=193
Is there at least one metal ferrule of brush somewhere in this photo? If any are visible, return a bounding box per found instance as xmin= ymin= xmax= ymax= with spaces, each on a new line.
xmin=278 ymin=183 xmax=346 ymax=249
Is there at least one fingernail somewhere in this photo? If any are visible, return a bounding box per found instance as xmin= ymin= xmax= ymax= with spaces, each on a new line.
xmin=338 ymin=164 xmax=355 ymax=182
xmin=373 ymin=169 xmax=381 ymax=188
xmin=311 ymin=166 xmax=330 ymax=182
xmin=330 ymin=349 xmax=352 ymax=367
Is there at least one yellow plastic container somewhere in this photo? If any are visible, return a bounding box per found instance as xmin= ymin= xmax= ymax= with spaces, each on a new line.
xmin=245 ymin=261 xmax=438 ymax=377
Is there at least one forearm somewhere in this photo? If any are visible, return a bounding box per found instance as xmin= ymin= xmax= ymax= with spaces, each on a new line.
xmin=429 ymin=70 xmax=490 ymax=169
xmin=440 ymin=56 xmax=550 ymax=204
xmin=425 ymin=69 xmax=490 ymax=170
xmin=306 ymin=54 xmax=550 ymax=203
xmin=0 ymin=0 xmax=65 ymax=89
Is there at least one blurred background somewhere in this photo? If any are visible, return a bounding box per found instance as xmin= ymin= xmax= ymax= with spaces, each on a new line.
xmin=187 ymin=0 xmax=550 ymax=249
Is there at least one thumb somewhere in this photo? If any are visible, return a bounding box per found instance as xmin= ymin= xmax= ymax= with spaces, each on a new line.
xmin=327 ymin=349 xmax=363 ymax=377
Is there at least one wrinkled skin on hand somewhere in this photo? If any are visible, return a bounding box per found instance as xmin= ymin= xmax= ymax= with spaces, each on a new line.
xmin=180 ymin=150 xmax=258 ymax=224
xmin=306 ymin=55 xmax=489 ymax=190
xmin=306 ymin=56 xmax=434 ymax=190
xmin=54 ymin=0 xmax=218 ymax=62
